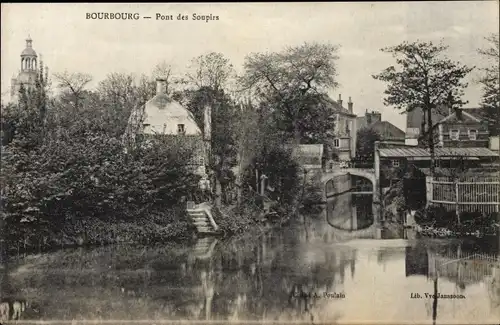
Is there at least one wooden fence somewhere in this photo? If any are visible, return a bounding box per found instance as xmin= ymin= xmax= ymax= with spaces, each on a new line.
xmin=427 ymin=176 xmax=500 ymax=214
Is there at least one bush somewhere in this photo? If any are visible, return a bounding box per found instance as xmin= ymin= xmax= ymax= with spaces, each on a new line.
xmin=414 ymin=205 xmax=456 ymax=227
xmin=298 ymin=178 xmax=324 ymax=216
xmin=1 ymin=94 xmax=201 ymax=255
xmin=456 ymin=211 xmax=499 ymax=234
xmin=415 ymin=206 xmax=499 ymax=236
xmin=214 ymin=206 xmax=255 ymax=236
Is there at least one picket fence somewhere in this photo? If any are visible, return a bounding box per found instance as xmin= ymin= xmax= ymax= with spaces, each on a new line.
xmin=429 ymin=176 xmax=500 ymax=214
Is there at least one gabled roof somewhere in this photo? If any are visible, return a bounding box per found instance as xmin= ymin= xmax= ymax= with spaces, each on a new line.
xmin=142 ymin=93 xmax=200 ymax=134
xmin=406 ymin=106 xmax=448 ymax=129
xmin=460 ymin=108 xmax=489 ymax=120
xmin=407 ymin=106 xmax=486 ymax=129
xmin=437 ymin=109 xmax=482 ymax=124
xmin=369 ymin=121 xmax=405 ymax=139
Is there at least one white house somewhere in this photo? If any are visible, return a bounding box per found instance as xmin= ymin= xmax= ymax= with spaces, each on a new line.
xmin=130 ymin=78 xmax=208 ymax=180
xmin=142 ymin=79 xmax=201 ymax=136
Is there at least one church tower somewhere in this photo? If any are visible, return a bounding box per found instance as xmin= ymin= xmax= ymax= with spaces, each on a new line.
xmin=10 ymin=36 xmax=39 ymax=103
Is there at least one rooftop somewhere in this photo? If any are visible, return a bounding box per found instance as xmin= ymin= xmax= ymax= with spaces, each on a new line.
xmin=21 ymin=36 xmax=37 ymax=57
xmin=379 ymin=147 xmax=499 ymax=158
xmin=406 ymin=107 xmax=487 ymax=129
xmin=321 ymin=95 xmax=356 ymax=117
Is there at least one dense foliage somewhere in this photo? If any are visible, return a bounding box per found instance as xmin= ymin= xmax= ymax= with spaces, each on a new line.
xmin=355 ymin=127 xmax=381 ymax=163
xmin=477 ymin=34 xmax=500 ymax=136
xmin=1 ymin=69 xmax=201 ymax=255
xmin=239 ymin=42 xmax=339 ymax=144
xmin=183 ymin=86 xmax=239 ymax=205
xmin=1 ymin=46 xmax=330 ymax=253
xmin=415 ymin=206 xmax=499 ymax=236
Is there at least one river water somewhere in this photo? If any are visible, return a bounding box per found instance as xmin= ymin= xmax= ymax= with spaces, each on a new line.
xmin=2 ymin=195 xmax=499 ymax=324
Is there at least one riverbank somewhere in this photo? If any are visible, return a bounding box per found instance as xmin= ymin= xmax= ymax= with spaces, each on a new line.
xmin=413 ymin=207 xmax=500 ymax=239
xmin=380 ymin=180 xmax=499 ymax=240
xmin=1 ymin=202 xmax=283 ymax=261
xmin=1 ymin=215 xmax=194 ymax=260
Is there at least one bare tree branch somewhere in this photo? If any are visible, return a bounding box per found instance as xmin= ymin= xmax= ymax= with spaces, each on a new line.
xmin=53 ymin=71 xmax=93 ymax=110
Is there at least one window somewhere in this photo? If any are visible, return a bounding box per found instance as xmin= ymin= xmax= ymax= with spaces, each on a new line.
xmin=334 ymin=139 xmax=340 ymax=148
xmin=449 ymin=129 xmax=460 ymax=141
xmin=392 ymin=160 xmax=400 ymax=168
xmin=468 ymin=129 xmax=477 ymax=140
xmin=177 ymin=124 xmax=185 ymax=134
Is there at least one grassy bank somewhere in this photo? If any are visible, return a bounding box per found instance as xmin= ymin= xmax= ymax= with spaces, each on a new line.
xmin=2 ymin=201 xmax=286 ymax=260
xmin=414 ymin=206 xmax=500 ymax=238
xmin=2 ymin=211 xmax=197 ymax=259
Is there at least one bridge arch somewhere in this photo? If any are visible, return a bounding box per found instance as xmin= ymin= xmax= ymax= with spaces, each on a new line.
xmin=321 ymin=168 xmax=381 ymax=226
xmin=321 ymin=168 xmax=376 ymax=188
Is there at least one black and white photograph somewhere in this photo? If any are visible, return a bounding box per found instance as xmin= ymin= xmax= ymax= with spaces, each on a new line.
xmin=1 ymin=2 xmax=499 ymax=324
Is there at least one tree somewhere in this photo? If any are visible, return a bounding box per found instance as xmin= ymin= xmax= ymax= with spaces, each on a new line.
xmin=96 ymin=73 xmax=139 ymax=136
xmin=183 ymin=53 xmax=238 ymax=207
xmin=184 ymin=87 xmax=238 ymax=207
xmin=186 ymin=52 xmax=234 ymax=92
xmin=477 ymin=33 xmax=500 ymax=136
xmin=2 ymin=71 xmax=201 ymax=251
xmin=373 ymin=41 xmax=473 ymax=174
xmin=53 ymin=71 xmax=93 ymax=111
xmin=152 ymin=61 xmax=174 ymax=89
xmin=5 ymin=63 xmax=51 ymax=150
xmin=233 ymin=99 xmax=262 ymax=205
xmin=97 ymin=73 xmax=136 ymax=106
xmin=239 ymin=42 xmax=339 ymax=144
xmin=139 ymin=61 xmax=182 ymax=98
xmin=355 ymin=127 xmax=381 ymax=162
xmin=1 ymin=103 xmax=18 ymax=146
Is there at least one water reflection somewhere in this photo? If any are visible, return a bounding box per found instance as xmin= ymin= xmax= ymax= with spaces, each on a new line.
xmin=2 ymin=227 xmax=499 ymax=323
xmin=326 ymin=193 xmax=374 ymax=230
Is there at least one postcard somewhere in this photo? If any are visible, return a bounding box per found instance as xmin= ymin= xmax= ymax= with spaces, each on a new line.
xmin=1 ymin=2 xmax=499 ymax=324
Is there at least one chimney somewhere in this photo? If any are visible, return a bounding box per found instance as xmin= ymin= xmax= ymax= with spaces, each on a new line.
xmin=156 ymin=78 xmax=166 ymax=95
xmin=348 ymin=96 xmax=353 ymax=113
xmin=337 ymin=94 xmax=343 ymax=107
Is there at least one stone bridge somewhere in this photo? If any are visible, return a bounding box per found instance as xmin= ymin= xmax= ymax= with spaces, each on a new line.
xmin=321 ymin=168 xmax=376 ymax=187
xmin=321 ymin=167 xmax=381 ymax=226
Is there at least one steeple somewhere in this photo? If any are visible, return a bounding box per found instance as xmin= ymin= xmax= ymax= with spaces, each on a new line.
xmin=26 ymin=35 xmax=33 ymax=48
xmin=21 ymin=35 xmax=37 ymax=71
xmin=10 ymin=36 xmax=41 ymax=103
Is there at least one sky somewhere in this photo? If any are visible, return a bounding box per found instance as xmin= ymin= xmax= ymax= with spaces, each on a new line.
xmin=1 ymin=2 xmax=499 ymax=130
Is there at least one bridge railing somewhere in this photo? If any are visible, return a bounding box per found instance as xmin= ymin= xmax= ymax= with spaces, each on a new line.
xmin=324 ymin=161 xmax=374 ymax=172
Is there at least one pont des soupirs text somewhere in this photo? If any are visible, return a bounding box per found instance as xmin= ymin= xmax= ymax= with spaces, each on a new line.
xmin=156 ymin=13 xmax=220 ymax=22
